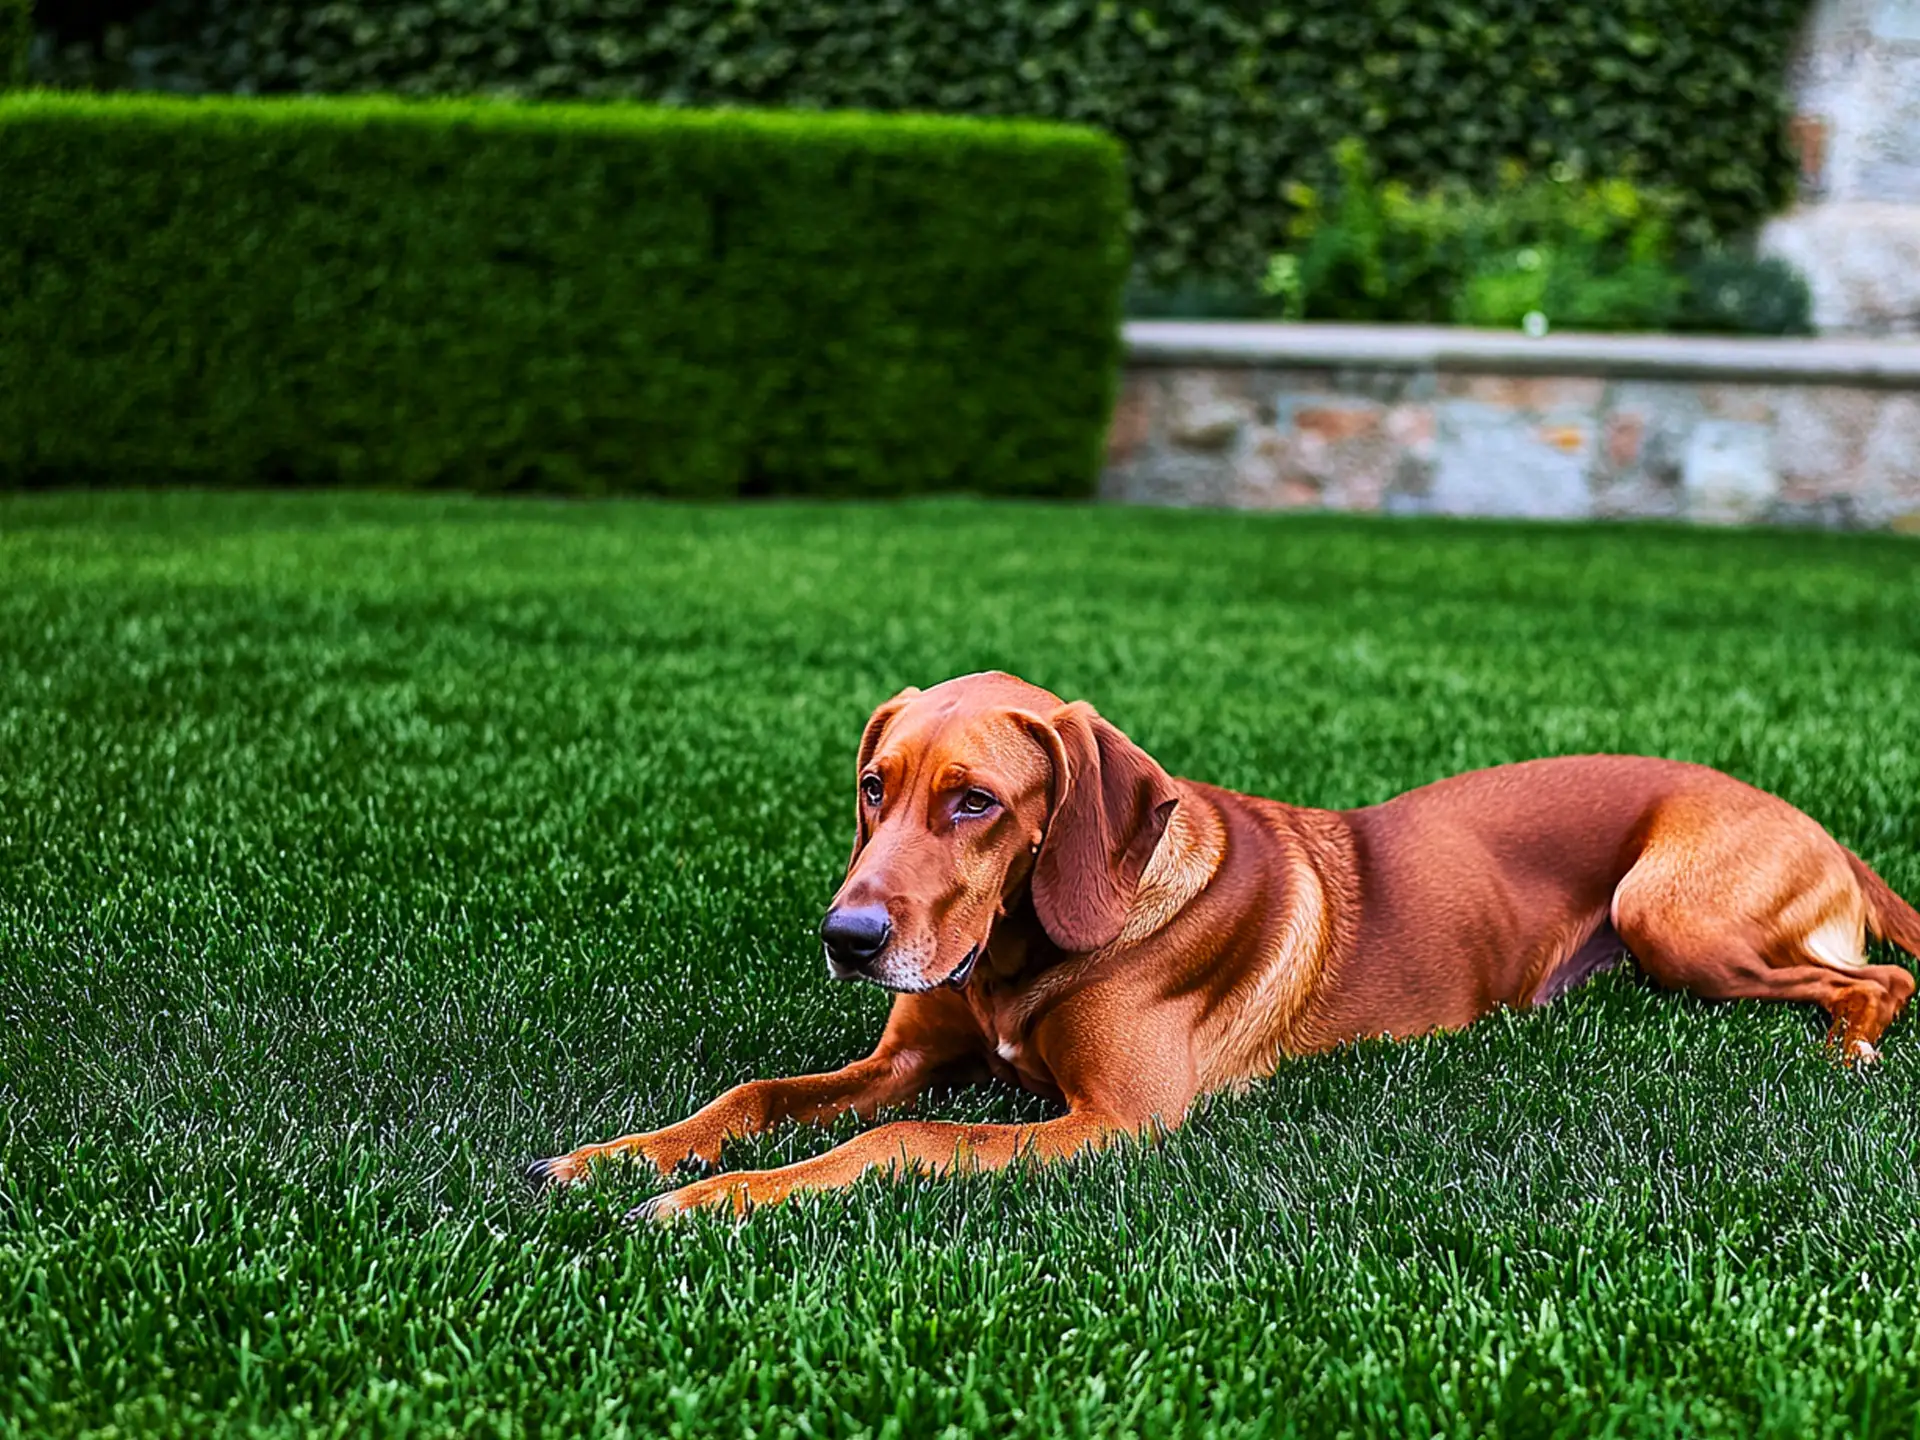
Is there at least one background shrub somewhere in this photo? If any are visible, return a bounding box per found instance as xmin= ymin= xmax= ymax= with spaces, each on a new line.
xmin=0 ymin=94 xmax=1128 ymax=496
xmin=1274 ymin=145 xmax=1689 ymax=330
xmin=42 ymin=0 xmax=1812 ymax=283
xmin=1675 ymin=253 xmax=1815 ymax=337
xmin=1167 ymin=143 xmax=1813 ymax=335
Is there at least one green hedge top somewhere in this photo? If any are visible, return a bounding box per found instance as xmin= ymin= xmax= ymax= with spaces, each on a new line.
xmin=0 ymin=94 xmax=1130 ymax=496
xmin=85 ymin=0 xmax=1813 ymax=280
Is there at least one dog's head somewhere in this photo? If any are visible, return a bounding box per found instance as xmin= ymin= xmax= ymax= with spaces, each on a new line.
xmin=820 ymin=672 xmax=1180 ymax=991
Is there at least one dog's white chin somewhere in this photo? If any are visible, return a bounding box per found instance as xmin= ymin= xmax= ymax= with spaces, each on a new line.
xmin=824 ymin=941 xmax=977 ymax=993
xmin=859 ymin=963 xmax=942 ymax=994
xmin=878 ymin=944 xmax=985 ymax=994
xmin=822 ymin=944 xmax=932 ymax=991
xmin=867 ymin=974 xmax=940 ymax=994
xmin=856 ymin=945 xmax=949 ymax=993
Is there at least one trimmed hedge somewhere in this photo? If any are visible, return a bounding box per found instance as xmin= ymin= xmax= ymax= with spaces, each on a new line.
xmin=2 ymin=0 xmax=28 ymax=87
xmin=0 ymin=94 xmax=1128 ymax=495
xmin=77 ymin=0 xmax=1812 ymax=280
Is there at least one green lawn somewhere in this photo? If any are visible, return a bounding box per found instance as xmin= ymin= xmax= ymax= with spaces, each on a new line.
xmin=5 ymin=491 xmax=1920 ymax=1439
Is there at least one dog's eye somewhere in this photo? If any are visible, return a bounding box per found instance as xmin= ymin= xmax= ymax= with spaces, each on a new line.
xmin=861 ymin=774 xmax=884 ymax=807
xmin=957 ymin=788 xmax=997 ymax=817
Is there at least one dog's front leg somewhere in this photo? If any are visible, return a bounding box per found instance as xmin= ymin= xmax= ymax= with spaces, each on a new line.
xmin=630 ymin=989 xmax=1202 ymax=1219
xmin=528 ymin=993 xmax=976 ymax=1186
xmin=631 ymin=1108 xmax=1138 ymax=1220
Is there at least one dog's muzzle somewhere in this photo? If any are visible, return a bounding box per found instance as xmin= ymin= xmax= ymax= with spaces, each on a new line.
xmin=820 ymin=903 xmax=891 ymax=975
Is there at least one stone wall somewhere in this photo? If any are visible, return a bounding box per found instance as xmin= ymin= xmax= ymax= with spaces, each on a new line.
xmin=1761 ymin=0 xmax=1920 ymax=333
xmin=1105 ymin=325 xmax=1920 ymax=530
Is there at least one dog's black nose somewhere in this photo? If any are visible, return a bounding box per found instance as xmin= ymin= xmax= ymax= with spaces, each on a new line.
xmin=820 ymin=904 xmax=892 ymax=965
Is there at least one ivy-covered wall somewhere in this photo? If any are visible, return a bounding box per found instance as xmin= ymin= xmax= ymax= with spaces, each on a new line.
xmin=51 ymin=0 xmax=1813 ymax=281
xmin=2 ymin=0 xmax=30 ymax=87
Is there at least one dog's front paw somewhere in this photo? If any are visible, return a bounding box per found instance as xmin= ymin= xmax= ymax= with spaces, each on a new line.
xmin=527 ymin=1131 xmax=707 ymax=1191
xmin=627 ymin=1174 xmax=757 ymax=1224
xmin=526 ymin=1153 xmax=587 ymax=1189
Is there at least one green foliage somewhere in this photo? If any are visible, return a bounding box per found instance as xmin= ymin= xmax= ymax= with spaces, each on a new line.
xmin=1124 ymin=272 xmax=1285 ymax=321
xmin=1449 ymin=173 xmax=1686 ymax=330
xmin=1281 ymin=143 xmax=1688 ymax=329
xmin=0 ymin=0 xmax=29 ymax=87
xmin=62 ymin=0 xmax=1811 ymax=282
xmin=1276 ymin=140 xmax=1489 ymax=324
xmin=1263 ymin=144 xmax=1811 ymax=334
xmin=0 ymin=93 xmax=1127 ymax=496
xmin=1679 ymin=251 xmax=1816 ymax=336
xmin=7 ymin=491 xmax=1920 ymax=1436
xmin=1457 ymin=251 xmax=1686 ymax=332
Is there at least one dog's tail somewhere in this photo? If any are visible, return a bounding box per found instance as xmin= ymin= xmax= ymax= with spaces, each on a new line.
xmin=1846 ymin=847 xmax=1920 ymax=962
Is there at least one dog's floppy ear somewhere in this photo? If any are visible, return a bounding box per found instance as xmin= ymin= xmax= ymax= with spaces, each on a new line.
xmin=846 ymin=686 xmax=920 ymax=875
xmin=1020 ymin=701 xmax=1179 ymax=954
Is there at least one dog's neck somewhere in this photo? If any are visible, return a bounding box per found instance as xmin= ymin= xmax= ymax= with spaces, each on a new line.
xmin=979 ymin=887 xmax=1063 ymax=987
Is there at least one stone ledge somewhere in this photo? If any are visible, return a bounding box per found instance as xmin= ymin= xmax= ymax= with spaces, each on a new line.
xmin=1125 ymin=321 xmax=1920 ymax=389
xmin=1105 ymin=352 xmax=1920 ymax=530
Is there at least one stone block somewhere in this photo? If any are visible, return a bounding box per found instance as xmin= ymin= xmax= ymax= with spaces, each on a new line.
xmin=1773 ymin=496 xmax=1864 ymax=529
xmin=1385 ymin=449 xmax=1438 ymax=508
xmin=1232 ymin=404 xmax=1403 ymax=513
xmin=1104 ymin=375 xmax=1159 ymax=466
xmin=1590 ymin=474 xmax=1685 ymax=521
xmin=1167 ymin=372 xmax=1256 ymax=450
xmin=1791 ymin=113 xmax=1833 ymax=196
xmin=1775 ymin=386 xmax=1879 ymax=497
xmin=1697 ymin=386 xmax=1781 ymax=425
xmin=1597 ymin=385 xmax=1695 ymax=494
xmin=1428 ymin=402 xmax=1594 ymax=519
xmin=1247 ymin=369 xmax=1339 ymax=416
xmin=1682 ymin=421 xmax=1778 ymax=525
xmin=1604 ymin=412 xmax=1646 ymax=469
xmin=1326 ymin=367 xmax=1424 ymax=404
xmin=1853 ymin=50 xmax=1920 ymax=204
xmin=1856 ymin=393 xmax=1920 ymax=524
xmin=1230 ymin=427 xmax=1324 ymax=510
xmin=1295 ymin=404 xmax=1383 ymax=443
xmin=1761 ymin=203 xmax=1920 ymax=334
xmin=1439 ymin=374 xmax=1607 ymax=413
xmin=1386 ymin=404 xmax=1436 ymax=452
xmin=1535 ymin=423 xmax=1592 ymax=456
xmin=1102 ymin=451 xmax=1238 ymax=507
xmin=1327 ymin=452 xmax=1397 ymax=514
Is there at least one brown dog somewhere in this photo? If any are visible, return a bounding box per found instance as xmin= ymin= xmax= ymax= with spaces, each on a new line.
xmin=531 ymin=671 xmax=1920 ymax=1218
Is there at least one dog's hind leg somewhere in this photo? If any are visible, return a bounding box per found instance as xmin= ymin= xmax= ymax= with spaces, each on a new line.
xmin=1611 ymin=805 xmax=1916 ymax=1063
xmin=1616 ymin=916 xmax=1911 ymax=1062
